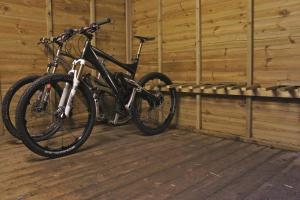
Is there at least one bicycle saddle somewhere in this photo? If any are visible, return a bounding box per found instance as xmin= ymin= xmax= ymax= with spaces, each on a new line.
xmin=134 ymin=35 xmax=155 ymax=42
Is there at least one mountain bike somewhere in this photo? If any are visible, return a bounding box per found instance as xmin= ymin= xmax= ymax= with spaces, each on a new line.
xmin=15 ymin=18 xmax=177 ymax=158
xmin=2 ymin=33 xmax=129 ymax=140
xmin=1 ymin=37 xmax=72 ymax=140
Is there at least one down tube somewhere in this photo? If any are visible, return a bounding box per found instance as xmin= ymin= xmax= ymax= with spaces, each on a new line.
xmin=82 ymin=43 xmax=121 ymax=100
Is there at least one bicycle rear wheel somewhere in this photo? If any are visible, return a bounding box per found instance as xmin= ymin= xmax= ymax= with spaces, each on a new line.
xmin=1 ymin=75 xmax=63 ymax=140
xmin=16 ymin=74 xmax=96 ymax=158
xmin=132 ymin=72 xmax=177 ymax=135
xmin=2 ymin=75 xmax=40 ymax=139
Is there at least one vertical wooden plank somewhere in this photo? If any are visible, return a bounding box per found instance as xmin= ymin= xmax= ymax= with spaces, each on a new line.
xmin=196 ymin=0 xmax=202 ymax=130
xmin=157 ymin=0 xmax=163 ymax=122
xmin=46 ymin=0 xmax=53 ymax=61
xmin=157 ymin=0 xmax=162 ymax=73
xmin=126 ymin=0 xmax=132 ymax=63
xmin=46 ymin=0 xmax=57 ymax=123
xmin=0 ymin=78 xmax=4 ymax=137
xmin=247 ymin=0 xmax=254 ymax=86
xmin=46 ymin=0 xmax=53 ymax=37
xmin=246 ymin=0 xmax=254 ymax=138
xmin=90 ymin=0 xmax=96 ymax=46
xmin=90 ymin=0 xmax=97 ymax=76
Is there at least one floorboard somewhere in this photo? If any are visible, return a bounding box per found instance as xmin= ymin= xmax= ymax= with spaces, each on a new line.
xmin=0 ymin=124 xmax=299 ymax=200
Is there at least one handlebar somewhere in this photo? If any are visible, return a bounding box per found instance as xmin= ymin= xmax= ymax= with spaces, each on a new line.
xmin=38 ymin=18 xmax=111 ymax=46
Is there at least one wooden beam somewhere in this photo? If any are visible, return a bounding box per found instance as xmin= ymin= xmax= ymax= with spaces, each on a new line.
xmin=242 ymin=83 xmax=260 ymax=92
xmin=46 ymin=0 xmax=57 ymax=121
xmin=189 ymin=84 xmax=203 ymax=90
xmin=125 ymin=0 xmax=132 ymax=63
xmin=246 ymin=0 xmax=254 ymax=138
xmin=0 ymin=78 xmax=4 ymax=136
xmin=196 ymin=0 xmax=202 ymax=130
xmin=90 ymin=0 xmax=97 ymax=76
xmin=157 ymin=0 xmax=163 ymax=73
xmin=279 ymin=86 xmax=298 ymax=92
xmin=157 ymin=0 xmax=163 ymax=124
xmin=229 ymin=83 xmax=247 ymax=90
xmin=46 ymin=0 xmax=53 ymax=37
xmin=167 ymin=84 xmax=182 ymax=89
xmin=45 ymin=0 xmax=54 ymax=60
xmin=266 ymin=85 xmax=285 ymax=91
xmin=155 ymin=82 xmax=300 ymax=99
xmin=212 ymin=84 xmax=228 ymax=90
xmin=247 ymin=1 xmax=254 ymax=87
xmin=178 ymin=83 xmax=196 ymax=89
xmin=90 ymin=0 xmax=96 ymax=46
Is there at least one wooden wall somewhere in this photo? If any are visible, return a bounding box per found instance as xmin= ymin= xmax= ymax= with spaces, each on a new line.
xmin=132 ymin=0 xmax=158 ymax=78
xmin=252 ymin=0 xmax=300 ymax=150
xmin=96 ymin=0 xmax=126 ymax=62
xmin=1 ymin=0 xmax=300 ymax=151
xmin=201 ymin=0 xmax=248 ymax=137
xmin=130 ymin=0 xmax=300 ymax=151
xmin=0 ymin=0 xmax=47 ymax=139
xmin=0 ymin=0 xmax=126 ymax=138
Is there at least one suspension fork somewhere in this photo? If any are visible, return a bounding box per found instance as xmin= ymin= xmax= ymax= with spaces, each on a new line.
xmin=35 ymin=46 xmax=64 ymax=110
xmin=58 ymin=59 xmax=85 ymax=117
xmin=46 ymin=45 xmax=62 ymax=74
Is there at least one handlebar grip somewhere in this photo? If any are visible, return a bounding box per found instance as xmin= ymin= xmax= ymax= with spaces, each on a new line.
xmin=95 ymin=18 xmax=111 ymax=26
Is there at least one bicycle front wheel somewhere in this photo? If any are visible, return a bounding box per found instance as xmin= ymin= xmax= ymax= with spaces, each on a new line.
xmin=16 ymin=74 xmax=96 ymax=158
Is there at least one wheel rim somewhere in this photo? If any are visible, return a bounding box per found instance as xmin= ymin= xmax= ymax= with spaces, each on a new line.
xmin=22 ymin=78 xmax=93 ymax=154
xmin=135 ymin=77 xmax=176 ymax=131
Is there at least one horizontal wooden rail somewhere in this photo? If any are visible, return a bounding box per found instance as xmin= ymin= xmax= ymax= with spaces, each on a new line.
xmin=146 ymin=82 xmax=300 ymax=99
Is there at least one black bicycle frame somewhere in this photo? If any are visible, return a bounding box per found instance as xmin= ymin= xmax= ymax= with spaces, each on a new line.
xmin=81 ymin=40 xmax=137 ymax=106
xmin=80 ymin=39 xmax=159 ymax=108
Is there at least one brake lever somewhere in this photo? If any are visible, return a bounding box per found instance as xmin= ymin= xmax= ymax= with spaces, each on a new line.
xmin=37 ymin=37 xmax=50 ymax=45
xmin=37 ymin=37 xmax=44 ymax=45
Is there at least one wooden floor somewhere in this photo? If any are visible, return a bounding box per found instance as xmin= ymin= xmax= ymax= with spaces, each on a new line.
xmin=0 ymin=124 xmax=300 ymax=200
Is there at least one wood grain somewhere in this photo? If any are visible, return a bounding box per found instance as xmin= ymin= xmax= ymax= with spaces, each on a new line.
xmin=130 ymin=0 xmax=300 ymax=150
xmin=0 ymin=125 xmax=298 ymax=200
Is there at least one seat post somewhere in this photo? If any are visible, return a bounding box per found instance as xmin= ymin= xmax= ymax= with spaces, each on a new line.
xmin=136 ymin=40 xmax=144 ymax=60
